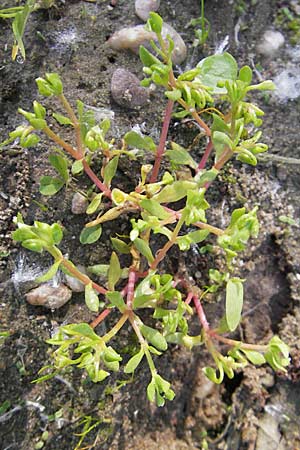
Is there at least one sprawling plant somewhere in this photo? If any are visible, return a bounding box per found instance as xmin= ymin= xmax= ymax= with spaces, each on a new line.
xmin=4 ymin=13 xmax=289 ymax=406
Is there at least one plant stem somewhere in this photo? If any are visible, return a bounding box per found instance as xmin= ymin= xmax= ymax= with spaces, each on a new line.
xmin=208 ymin=331 xmax=268 ymax=352
xmin=193 ymin=295 xmax=210 ymax=331
xmin=43 ymin=125 xmax=80 ymax=159
xmin=149 ymin=99 xmax=174 ymax=183
xmin=103 ymin=313 xmax=129 ymax=342
xmin=150 ymin=214 xmax=186 ymax=270
xmin=177 ymin=98 xmax=211 ymax=136
xmin=126 ymin=268 xmax=136 ymax=309
xmin=90 ymin=309 xmax=111 ymax=329
xmin=194 ymin=220 xmax=224 ymax=236
xmin=129 ymin=313 xmax=156 ymax=372
xmin=214 ymin=147 xmax=234 ymax=171
xmin=82 ymin=159 xmax=112 ymax=198
xmin=58 ymin=93 xmax=84 ymax=156
xmin=61 ymin=258 xmax=107 ymax=295
xmin=197 ymin=138 xmax=213 ymax=171
xmin=43 ymin=126 xmax=111 ymax=198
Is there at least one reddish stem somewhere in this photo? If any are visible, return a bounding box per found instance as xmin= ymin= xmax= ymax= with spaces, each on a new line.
xmin=197 ymin=138 xmax=213 ymax=171
xmin=149 ymin=99 xmax=174 ymax=183
xmin=126 ymin=268 xmax=136 ymax=309
xmin=82 ymin=160 xmax=112 ymax=199
xmin=90 ymin=308 xmax=111 ymax=329
xmin=193 ymin=295 xmax=210 ymax=332
xmin=185 ymin=292 xmax=193 ymax=305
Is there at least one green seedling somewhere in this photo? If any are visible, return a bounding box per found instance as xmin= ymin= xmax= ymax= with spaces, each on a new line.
xmin=0 ymin=0 xmax=55 ymax=60
xmin=4 ymin=13 xmax=290 ymax=406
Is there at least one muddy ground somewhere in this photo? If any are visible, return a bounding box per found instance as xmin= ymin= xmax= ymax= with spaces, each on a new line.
xmin=0 ymin=1 xmax=300 ymax=449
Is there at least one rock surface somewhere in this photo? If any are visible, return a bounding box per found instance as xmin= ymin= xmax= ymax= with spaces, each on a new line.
xmin=135 ymin=0 xmax=160 ymax=21
xmin=108 ymin=23 xmax=187 ymax=65
xmin=111 ymin=68 xmax=149 ymax=108
xmin=25 ymin=283 xmax=72 ymax=309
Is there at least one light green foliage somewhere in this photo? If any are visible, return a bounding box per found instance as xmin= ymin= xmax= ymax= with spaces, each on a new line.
xmin=36 ymin=323 xmax=122 ymax=383
xmin=5 ymin=13 xmax=290 ymax=406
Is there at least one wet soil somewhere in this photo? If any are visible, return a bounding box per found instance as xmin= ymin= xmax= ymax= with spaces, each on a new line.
xmin=0 ymin=1 xmax=300 ymax=450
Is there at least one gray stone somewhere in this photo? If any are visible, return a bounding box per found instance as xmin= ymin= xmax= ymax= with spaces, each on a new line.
xmin=25 ymin=283 xmax=72 ymax=309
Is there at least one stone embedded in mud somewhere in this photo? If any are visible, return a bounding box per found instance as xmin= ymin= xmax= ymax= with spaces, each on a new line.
xmin=135 ymin=0 xmax=160 ymax=21
xmin=111 ymin=68 xmax=149 ymax=108
xmin=257 ymin=30 xmax=285 ymax=56
xmin=25 ymin=283 xmax=72 ymax=309
xmin=64 ymin=265 xmax=86 ymax=292
xmin=107 ymin=23 xmax=187 ymax=65
xmin=71 ymin=192 xmax=88 ymax=214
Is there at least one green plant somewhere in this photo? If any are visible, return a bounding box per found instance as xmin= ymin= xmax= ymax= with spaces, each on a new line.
xmin=4 ymin=13 xmax=290 ymax=406
xmin=188 ymin=0 xmax=210 ymax=46
xmin=275 ymin=5 xmax=300 ymax=45
xmin=0 ymin=0 xmax=55 ymax=60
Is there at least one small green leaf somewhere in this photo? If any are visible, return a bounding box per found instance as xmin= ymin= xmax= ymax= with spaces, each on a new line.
xmin=45 ymin=73 xmax=63 ymax=95
xmin=236 ymin=148 xmax=257 ymax=166
xmin=87 ymin=264 xmax=109 ymax=277
xmin=71 ymin=160 xmax=83 ymax=175
xmin=166 ymin=142 xmax=197 ymax=168
xmin=65 ymin=323 xmax=99 ymax=340
xmin=226 ymin=278 xmax=244 ymax=332
xmin=153 ymin=180 xmax=197 ymax=203
xmin=107 ymin=252 xmax=122 ymax=290
xmin=238 ymin=66 xmax=252 ymax=84
xmin=197 ymin=52 xmax=238 ymax=94
xmin=133 ymin=238 xmax=154 ymax=264
xmin=51 ymin=223 xmax=63 ymax=245
xmin=140 ymin=198 xmax=171 ymax=220
xmin=111 ymin=237 xmax=131 ymax=254
xmin=22 ymin=239 xmax=44 ymax=253
xmin=106 ymin=291 xmax=126 ymax=312
xmin=86 ymin=193 xmax=103 ymax=215
xmin=212 ymin=131 xmax=233 ymax=160
xmin=124 ymin=349 xmax=144 ymax=373
xmin=36 ymin=260 xmax=61 ymax=283
xmin=147 ymin=379 xmax=156 ymax=403
xmin=48 ymin=154 xmax=69 ymax=183
xmin=140 ymin=324 xmax=167 ymax=351
xmin=103 ymin=156 xmax=119 ymax=187
xmin=148 ymin=12 xmax=163 ymax=34
xmin=39 ymin=176 xmax=64 ymax=196
xmin=80 ymin=224 xmax=102 ymax=244
xmin=52 ymin=113 xmax=73 ymax=126
xmin=203 ymin=365 xmax=224 ymax=384
xmin=139 ymin=45 xmax=160 ymax=67
xmin=241 ymin=349 xmax=266 ymax=365
xmin=85 ymin=283 xmax=99 ymax=312
xmin=165 ymin=89 xmax=182 ymax=101
xmin=124 ymin=131 xmax=156 ymax=152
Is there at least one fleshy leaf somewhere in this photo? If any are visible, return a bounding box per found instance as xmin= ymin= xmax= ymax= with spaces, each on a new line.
xmin=225 ymin=278 xmax=244 ymax=332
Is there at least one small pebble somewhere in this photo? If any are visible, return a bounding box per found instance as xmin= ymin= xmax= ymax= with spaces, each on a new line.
xmin=135 ymin=0 xmax=160 ymax=21
xmin=64 ymin=264 xmax=86 ymax=292
xmin=26 ymin=283 xmax=72 ymax=309
xmin=108 ymin=23 xmax=187 ymax=65
xmin=71 ymin=192 xmax=88 ymax=214
xmin=257 ymin=30 xmax=285 ymax=56
xmin=111 ymin=68 xmax=149 ymax=108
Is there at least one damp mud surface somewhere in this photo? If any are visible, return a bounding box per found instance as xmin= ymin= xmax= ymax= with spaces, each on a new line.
xmin=0 ymin=1 xmax=300 ymax=449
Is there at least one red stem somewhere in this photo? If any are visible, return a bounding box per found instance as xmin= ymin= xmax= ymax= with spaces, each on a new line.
xmin=90 ymin=308 xmax=111 ymax=329
xmin=193 ymin=295 xmax=210 ymax=332
xmin=197 ymin=138 xmax=213 ymax=171
xmin=126 ymin=268 xmax=136 ymax=309
xmin=149 ymin=99 xmax=174 ymax=183
xmin=82 ymin=160 xmax=112 ymax=199
xmin=185 ymin=292 xmax=193 ymax=305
